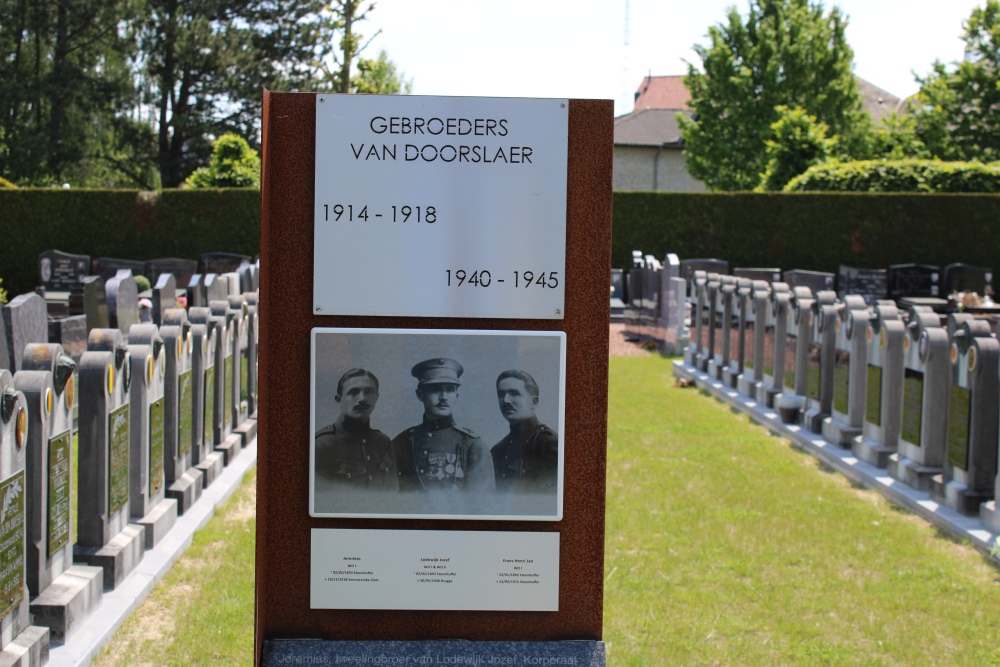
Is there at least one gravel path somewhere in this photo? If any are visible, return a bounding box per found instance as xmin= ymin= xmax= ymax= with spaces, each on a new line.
xmin=609 ymin=323 xmax=652 ymax=357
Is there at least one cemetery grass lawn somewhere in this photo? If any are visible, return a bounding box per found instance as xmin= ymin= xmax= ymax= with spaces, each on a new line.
xmin=604 ymin=355 xmax=1000 ymax=666
xmin=91 ymin=466 xmax=256 ymax=666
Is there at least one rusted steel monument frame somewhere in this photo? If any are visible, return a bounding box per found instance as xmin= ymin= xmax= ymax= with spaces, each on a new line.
xmin=255 ymin=90 xmax=613 ymax=664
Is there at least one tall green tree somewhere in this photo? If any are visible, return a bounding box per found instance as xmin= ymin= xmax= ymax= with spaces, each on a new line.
xmin=911 ymin=0 xmax=1000 ymax=161
xmin=185 ymin=133 xmax=260 ymax=188
xmin=0 ymin=0 xmax=152 ymax=186
xmin=353 ymin=49 xmax=413 ymax=95
xmin=679 ymin=0 xmax=867 ymax=191
xmin=756 ymin=106 xmax=835 ymax=191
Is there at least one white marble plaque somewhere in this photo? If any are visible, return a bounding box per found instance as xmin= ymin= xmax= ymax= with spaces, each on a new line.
xmin=311 ymin=528 xmax=559 ymax=611
xmin=314 ymin=95 xmax=568 ymax=319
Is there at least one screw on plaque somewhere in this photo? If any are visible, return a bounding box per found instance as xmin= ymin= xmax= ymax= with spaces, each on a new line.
xmin=555 ymin=309 xmax=561 ymax=316
xmin=316 ymin=306 xmax=322 ymax=313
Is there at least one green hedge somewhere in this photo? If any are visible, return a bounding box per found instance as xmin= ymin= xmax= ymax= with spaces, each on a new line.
xmin=785 ymin=160 xmax=1000 ymax=192
xmin=4 ymin=189 xmax=1000 ymax=298
xmin=0 ymin=189 xmax=260 ymax=296
xmin=612 ymin=191 xmax=1000 ymax=272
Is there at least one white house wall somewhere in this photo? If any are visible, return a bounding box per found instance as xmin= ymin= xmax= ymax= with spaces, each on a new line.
xmin=613 ymin=145 xmax=706 ymax=192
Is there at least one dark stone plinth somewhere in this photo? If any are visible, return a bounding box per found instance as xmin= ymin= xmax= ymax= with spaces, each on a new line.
xmin=261 ymin=640 xmax=606 ymax=667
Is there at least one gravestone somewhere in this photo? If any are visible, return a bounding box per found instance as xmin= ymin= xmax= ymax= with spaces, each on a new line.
xmin=48 ymin=315 xmax=87 ymax=363
xmin=209 ymin=302 xmax=241 ymax=463
xmin=105 ymin=269 xmax=139 ymax=335
xmin=700 ymin=273 xmax=723 ymax=373
xmin=852 ymin=303 xmax=906 ymax=469
xmin=145 ymin=258 xmax=197 ymax=290
xmin=722 ymin=278 xmax=753 ymax=389
xmin=737 ymin=281 xmax=771 ymax=399
xmin=756 ymin=283 xmax=792 ymax=408
xmin=204 ymin=274 xmax=228 ymax=306
xmin=638 ymin=256 xmax=662 ymax=343
xmin=610 ymin=269 xmax=624 ymax=301
xmin=784 ymin=269 xmax=835 ymax=295
xmin=127 ymin=324 xmax=178 ymax=548
xmin=680 ymin=259 xmax=729 ymax=298
xmin=708 ymin=276 xmax=736 ymax=381
xmin=158 ymin=311 xmax=203 ymax=515
xmin=244 ymin=293 xmax=259 ymax=417
xmin=186 ymin=314 xmax=224 ymax=486
xmin=187 ymin=307 xmax=235 ymax=471
xmin=91 ymin=258 xmax=145 ymax=282
xmin=237 ymin=261 xmax=257 ymax=294
xmin=775 ymin=287 xmax=817 ymax=423
xmin=38 ymin=251 xmax=90 ymax=292
xmin=200 ymin=252 xmax=251 ymax=276
xmin=74 ymin=328 xmax=145 ymax=590
xmin=733 ymin=268 xmax=781 ymax=283
xmin=887 ymin=264 xmax=940 ymax=301
xmin=3 ymin=293 xmax=48 ymax=372
xmin=15 ymin=344 xmax=103 ymax=641
xmin=942 ymin=263 xmax=992 ymax=296
xmin=820 ymin=299 xmax=870 ymax=447
xmin=929 ymin=320 xmax=999 ymax=515
xmin=837 ymin=266 xmax=887 ymax=306
xmin=886 ymin=308 xmax=950 ymax=491
xmin=81 ymin=276 xmax=110 ymax=333
xmin=187 ymin=275 xmax=207 ymax=309
xmin=220 ymin=272 xmax=241 ymax=300
xmin=684 ymin=271 xmax=708 ymax=369
xmin=151 ymin=273 xmax=177 ymax=326
xmin=227 ymin=297 xmax=255 ymax=445
xmin=800 ymin=298 xmax=842 ymax=433
xmin=0 ymin=370 xmax=50 ymax=664
xmin=622 ymin=263 xmax=642 ymax=341
xmin=0 ymin=318 xmax=8 ymax=372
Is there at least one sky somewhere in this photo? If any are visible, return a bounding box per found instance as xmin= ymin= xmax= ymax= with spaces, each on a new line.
xmin=359 ymin=0 xmax=986 ymax=117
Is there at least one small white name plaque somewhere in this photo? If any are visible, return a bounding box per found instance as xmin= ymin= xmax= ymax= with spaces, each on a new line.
xmin=310 ymin=528 xmax=559 ymax=611
xmin=314 ymin=95 xmax=568 ymax=319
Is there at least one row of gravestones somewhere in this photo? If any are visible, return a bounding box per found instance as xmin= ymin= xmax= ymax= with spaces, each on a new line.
xmin=0 ymin=272 xmax=258 ymax=664
xmin=679 ymin=269 xmax=1000 ymax=534
xmin=35 ymin=249 xmax=259 ymax=367
xmin=617 ymin=254 xmax=994 ymax=355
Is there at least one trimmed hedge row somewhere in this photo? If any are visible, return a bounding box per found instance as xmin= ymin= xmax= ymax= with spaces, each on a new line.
xmin=0 ymin=189 xmax=260 ymax=296
xmin=611 ymin=191 xmax=1000 ymax=272
xmin=786 ymin=160 xmax=1000 ymax=192
xmin=4 ymin=189 xmax=1000 ymax=298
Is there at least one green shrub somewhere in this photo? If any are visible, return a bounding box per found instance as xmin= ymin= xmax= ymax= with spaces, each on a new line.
xmin=186 ymin=134 xmax=261 ymax=188
xmin=785 ymin=159 xmax=1000 ymax=192
xmin=134 ymin=275 xmax=151 ymax=293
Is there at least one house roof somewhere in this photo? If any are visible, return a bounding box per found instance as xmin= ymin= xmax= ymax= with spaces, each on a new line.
xmin=629 ymin=73 xmax=903 ymax=120
xmin=633 ymin=75 xmax=691 ymax=111
xmin=614 ymin=108 xmax=692 ymax=147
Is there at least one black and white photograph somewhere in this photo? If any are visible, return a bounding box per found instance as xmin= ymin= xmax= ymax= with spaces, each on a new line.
xmin=309 ymin=328 xmax=566 ymax=520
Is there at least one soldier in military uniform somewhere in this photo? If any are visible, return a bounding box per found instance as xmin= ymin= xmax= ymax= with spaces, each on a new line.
xmin=392 ymin=358 xmax=494 ymax=493
xmin=491 ymin=370 xmax=558 ymax=493
xmin=314 ymin=368 xmax=397 ymax=491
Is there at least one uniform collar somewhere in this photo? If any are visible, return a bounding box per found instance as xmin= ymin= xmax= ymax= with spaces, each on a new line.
xmin=508 ymin=415 xmax=540 ymax=435
xmin=337 ymin=414 xmax=372 ymax=434
xmin=422 ymin=414 xmax=455 ymax=431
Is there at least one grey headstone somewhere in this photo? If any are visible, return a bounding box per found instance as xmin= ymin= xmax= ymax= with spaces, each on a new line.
xmin=237 ymin=262 xmax=254 ymax=294
xmin=144 ymin=258 xmax=197 ymax=290
xmin=82 ymin=276 xmax=110 ymax=332
xmin=151 ymin=274 xmax=177 ymax=326
xmin=48 ymin=315 xmax=87 ymax=363
xmin=204 ymin=274 xmax=228 ymax=305
xmin=853 ymin=303 xmax=905 ymax=468
xmin=199 ymin=252 xmax=251 ymax=276
xmin=159 ymin=310 xmax=203 ymax=514
xmin=92 ymin=258 xmax=146 ymax=281
xmin=821 ymin=306 xmax=870 ymax=447
xmin=39 ymin=250 xmax=90 ymax=291
xmin=105 ymin=269 xmax=139 ymax=335
xmin=3 ymin=293 xmax=49 ymax=372
xmin=187 ymin=274 xmax=207 ymax=309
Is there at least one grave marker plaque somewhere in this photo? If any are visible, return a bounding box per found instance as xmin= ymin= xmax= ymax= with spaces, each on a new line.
xmin=0 ymin=469 xmax=25 ymax=619
xmin=853 ymin=303 xmax=906 ymax=468
xmin=930 ymin=320 xmax=998 ymax=515
xmin=757 ymin=283 xmax=791 ymax=408
xmin=775 ymin=287 xmax=816 ymax=423
xmin=837 ymin=266 xmax=887 ymax=306
xmin=39 ymin=250 xmax=90 ymax=291
xmin=887 ymin=264 xmax=940 ymax=300
xmin=822 ymin=301 xmax=871 ymax=448
xmin=737 ymin=281 xmax=770 ymax=399
xmin=160 ymin=309 xmax=203 ymax=514
xmin=684 ymin=271 xmax=708 ymax=369
xmin=800 ymin=301 xmax=840 ymax=433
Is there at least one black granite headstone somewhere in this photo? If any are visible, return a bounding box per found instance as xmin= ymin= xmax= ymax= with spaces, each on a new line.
xmin=784 ymin=269 xmax=835 ymax=295
xmin=942 ymin=263 xmax=992 ymax=296
xmin=837 ymin=265 xmax=887 ymax=306
xmin=610 ymin=269 xmax=624 ymax=301
xmin=887 ymin=264 xmax=940 ymax=300
xmin=734 ymin=267 xmax=781 ymax=283
xmin=199 ymin=252 xmax=251 ymax=276
xmin=48 ymin=315 xmax=87 ymax=363
xmin=144 ymin=258 xmax=197 ymax=289
xmin=38 ymin=250 xmax=90 ymax=291
xmin=187 ymin=275 xmax=207 ymax=309
xmin=92 ymin=258 xmax=147 ymax=281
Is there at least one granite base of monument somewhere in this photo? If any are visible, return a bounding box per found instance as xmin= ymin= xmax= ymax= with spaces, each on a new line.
xmin=28 ymin=565 xmax=104 ymax=643
xmin=73 ymin=524 xmax=145 ymax=591
xmin=800 ymin=407 xmax=828 ymax=434
xmin=979 ymin=500 xmax=1000 ymax=533
xmin=133 ymin=498 xmax=178 ymax=550
xmin=820 ymin=418 xmax=861 ymax=449
xmin=853 ymin=436 xmax=895 ymax=469
xmin=737 ymin=377 xmax=760 ymax=400
xmin=774 ymin=395 xmax=804 ymax=424
xmin=707 ymin=360 xmax=723 ymax=381
xmin=0 ymin=625 xmax=49 ymax=667
xmin=721 ymin=367 xmax=740 ymax=389
xmin=887 ymin=453 xmax=942 ymax=493
xmin=261 ymin=640 xmax=607 ymax=667
xmin=233 ymin=418 xmax=257 ymax=445
xmin=215 ymin=434 xmax=242 ymax=465
xmin=196 ymin=452 xmax=225 ymax=488
xmin=166 ymin=469 xmax=203 ymax=515
xmin=930 ymin=475 xmax=992 ymax=516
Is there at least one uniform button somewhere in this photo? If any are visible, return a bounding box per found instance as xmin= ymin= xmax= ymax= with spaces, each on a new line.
xmin=366 ymin=455 xmax=371 ymax=461
xmin=368 ymin=475 xmax=373 ymax=481
xmin=346 ymin=473 xmax=352 ymax=479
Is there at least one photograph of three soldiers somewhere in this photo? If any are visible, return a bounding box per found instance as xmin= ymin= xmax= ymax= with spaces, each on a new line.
xmin=314 ymin=357 xmax=559 ymax=496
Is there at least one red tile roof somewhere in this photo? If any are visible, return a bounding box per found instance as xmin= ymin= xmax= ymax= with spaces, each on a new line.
xmin=633 ymin=75 xmax=691 ymax=111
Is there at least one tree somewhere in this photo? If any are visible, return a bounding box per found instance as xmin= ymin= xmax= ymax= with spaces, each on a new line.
xmin=353 ymin=49 xmax=413 ymax=95
xmin=756 ymin=106 xmax=835 ymax=191
xmin=679 ymin=0 xmax=867 ymax=191
xmin=911 ymin=0 xmax=1000 ymax=161
xmin=186 ymin=133 xmax=260 ymax=188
